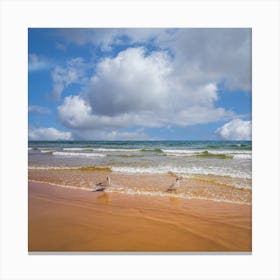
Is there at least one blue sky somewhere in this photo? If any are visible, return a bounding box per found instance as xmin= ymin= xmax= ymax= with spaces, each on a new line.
xmin=28 ymin=28 xmax=251 ymax=141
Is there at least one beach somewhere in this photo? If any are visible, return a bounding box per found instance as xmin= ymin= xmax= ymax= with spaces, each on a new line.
xmin=28 ymin=140 xmax=252 ymax=252
xmin=27 ymin=27 xmax=253 ymax=255
xmin=28 ymin=181 xmax=251 ymax=252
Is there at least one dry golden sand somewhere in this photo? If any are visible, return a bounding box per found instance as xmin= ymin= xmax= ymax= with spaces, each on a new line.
xmin=28 ymin=181 xmax=251 ymax=252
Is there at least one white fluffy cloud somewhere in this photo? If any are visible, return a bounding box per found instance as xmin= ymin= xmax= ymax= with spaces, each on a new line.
xmin=51 ymin=57 xmax=87 ymax=100
xmin=29 ymin=127 xmax=73 ymax=141
xmin=58 ymin=47 xmax=233 ymax=136
xmin=216 ymin=119 xmax=251 ymax=140
xmin=88 ymin=48 xmax=172 ymax=116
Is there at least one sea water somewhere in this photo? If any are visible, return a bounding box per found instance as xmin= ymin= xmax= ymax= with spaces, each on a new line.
xmin=28 ymin=140 xmax=252 ymax=203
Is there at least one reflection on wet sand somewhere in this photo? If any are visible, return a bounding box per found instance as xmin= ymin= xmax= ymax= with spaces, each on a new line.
xmin=97 ymin=192 xmax=110 ymax=204
xmin=169 ymin=195 xmax=180 ymax=206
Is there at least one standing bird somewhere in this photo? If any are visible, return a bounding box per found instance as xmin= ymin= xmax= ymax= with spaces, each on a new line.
xmin=166 ymin=177 xmax=181 ymax=192
xmin=94 ymin=176 xmax=111 ymax=192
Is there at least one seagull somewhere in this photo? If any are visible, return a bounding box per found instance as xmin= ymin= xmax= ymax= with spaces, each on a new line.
xmin=166 ymin=177 xmax=182 ymax=192
xmin=94 ymin=176 xmax=111 ymax=192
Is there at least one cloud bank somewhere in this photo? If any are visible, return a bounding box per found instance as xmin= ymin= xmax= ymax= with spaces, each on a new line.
xmin=58 ymin=47 xmax=234 ymax=138
xmin=216 ymin=119 xmax=251 ymax=140
xmin=56 ymin=28 xmax=251 ymax=91
xmin=29 ymin=28 xmax=251 ymax=140
xmin=29 ymin=127 xmax=73 ymax=141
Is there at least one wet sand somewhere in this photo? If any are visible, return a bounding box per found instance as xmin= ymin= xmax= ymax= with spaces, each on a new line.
xmin=28 ymin=181 xmax=252 ymax=252
xmin=28 ymin=169 xmax=252 ymax=204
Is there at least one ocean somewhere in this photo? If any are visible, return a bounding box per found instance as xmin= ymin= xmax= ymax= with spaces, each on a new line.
xmin=28 ymin=140 xmax=252 ymax=204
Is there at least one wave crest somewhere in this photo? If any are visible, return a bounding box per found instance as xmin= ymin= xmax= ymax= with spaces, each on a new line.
xmin=53 ymin=151 xmax=106 ymax=157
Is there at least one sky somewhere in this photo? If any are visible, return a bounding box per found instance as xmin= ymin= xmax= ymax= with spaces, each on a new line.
xmin=28 ymin=28 xmax=252 ymax=141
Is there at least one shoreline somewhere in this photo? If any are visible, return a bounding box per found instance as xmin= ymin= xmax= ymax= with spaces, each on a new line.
xmin=28 ymin=181 xmax=252 ymax=252
xmin=28 ymin=178 xmax=251 ymax=205
xmin=28 ymin=168 xmax=251 ymax=205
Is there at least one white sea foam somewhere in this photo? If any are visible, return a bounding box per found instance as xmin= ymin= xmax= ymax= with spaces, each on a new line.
xmin=28 ymin=166 xmax=78 ymax=170
xmin=163 ymin=149 xmax=197 ymax=156
xmin=95 ymin=148 xmax=139 ymax=152
xmin=206 ymin=150 xmax=251 ymax=156
xmin=107 ymin=188 xmax=251 ymax=205
xmin=163 ymin=149 xmax=252 ymax=159
xmin=163 ymin=149 xmax=197 ymax=154
xmin=40 ymin=149 xmax=56 ymax=153
xmin=112 ymin=165 xmax=251 ymax=179
xmin=233 ymin=154 xmax=252 ymax=159
xmin=164 ymin=149 xmax=251 ymax=154
xmin=53 ymin=151 xmax=106 ymax=157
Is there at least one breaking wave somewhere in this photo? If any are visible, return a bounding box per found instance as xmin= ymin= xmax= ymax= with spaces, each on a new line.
xmin=53 ymin=151 xmax=106 ymax=157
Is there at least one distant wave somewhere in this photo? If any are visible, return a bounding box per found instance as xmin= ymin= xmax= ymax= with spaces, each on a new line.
xmin=163 ymin=149 xmax=251 ymax=159
xmin=62 ymin=147 xmax=166 ymax=154
xmin=53 ymin=151 xmax=106 ymax=157
xmin=206 ymin=144 xmax=251 ymax=150
xmin=64 ymin=147 xmax=165 ymax=153
xmin=31 ymin=146 xmax=251 ymax=160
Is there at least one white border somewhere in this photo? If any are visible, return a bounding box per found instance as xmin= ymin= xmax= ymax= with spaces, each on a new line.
xmin=1 ymin=0 xmax=279 ymax=279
